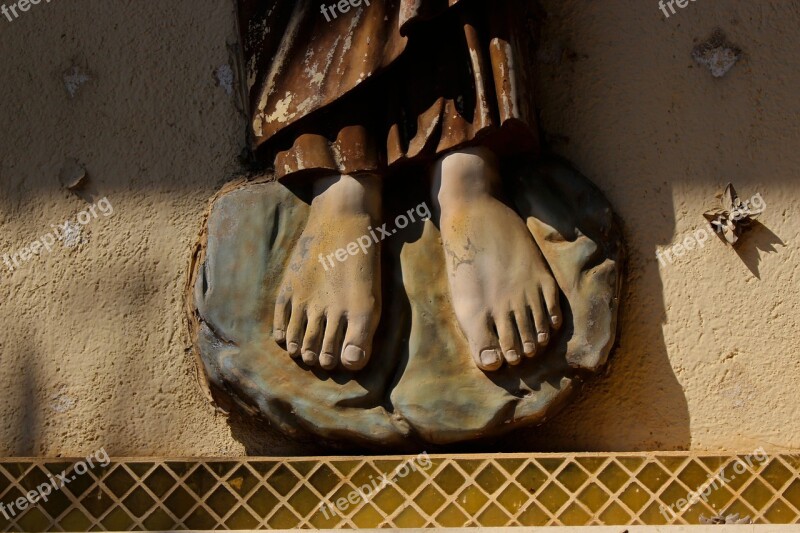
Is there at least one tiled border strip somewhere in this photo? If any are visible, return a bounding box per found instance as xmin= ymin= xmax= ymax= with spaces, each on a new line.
xmin=0 ymin=453 xmax=798 ymax=531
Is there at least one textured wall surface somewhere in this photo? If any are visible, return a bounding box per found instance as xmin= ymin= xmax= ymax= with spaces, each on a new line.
xmin=0 ymin=0 xmax=797 ymax=456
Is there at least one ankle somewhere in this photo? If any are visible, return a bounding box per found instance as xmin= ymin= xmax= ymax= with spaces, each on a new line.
xmin=433 ymin=147 xmax=501 ymax=210
xmin=313 ymin=173 xmax=382 ymax=219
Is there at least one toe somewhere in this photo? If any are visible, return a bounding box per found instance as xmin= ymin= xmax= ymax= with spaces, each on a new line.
xmin=341 ymin=314 xmax=375 ymax=371
xmin=302 ymin=350 xmax=318 ymax=366
xmin=273 ymin=291 xmax=290 ymax=344
xmin=479 ymin=348 xmax=503 ymax=371
xmin=495 ymin=312 xmax=521 ymax=366
xmin=320 ymin=312 xmax=343 ymax=370
xmin=542 ymin=279 xmax=562 ymax=329
xmin=504 ymin=349 xmax=521 ymax=366
xmin=463 ymin=313 xmax=503 ymax=371
xmin=286 ymin=303 xmax=306 ymax=358
xmin=514 ymin=305 xmax=537 ymax=357
xmin=528 ymin=290 xmax=550 ymax=347
xmin=342 ymin=345 xmax=367 ymax=370
xmin=301 ymin=312 xmax=324 ymax=366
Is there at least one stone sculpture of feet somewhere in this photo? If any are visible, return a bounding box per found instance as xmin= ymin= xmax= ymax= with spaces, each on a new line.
xmin=273 ymin=174 xmax=382 ymax=371
xmin=433 ymin=147 xmax=563 ymax=371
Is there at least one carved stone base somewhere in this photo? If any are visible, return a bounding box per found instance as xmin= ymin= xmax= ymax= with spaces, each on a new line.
xmin=186 ymin=156 xmax=624 ymax=448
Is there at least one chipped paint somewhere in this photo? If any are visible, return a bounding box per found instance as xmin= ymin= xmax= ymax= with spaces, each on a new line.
xmin=265 ymin=91 xmax=295 ymax=124
xmin=62 ymin=66 xmax=90 ymax=98
xmin=214 ymin=64 xmax=234 ymax=96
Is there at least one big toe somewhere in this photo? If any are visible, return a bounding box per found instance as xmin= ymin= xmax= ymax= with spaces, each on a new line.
xmin=342 ymin=345 xmax=367 ymax=370
xmin=340 ymin=314 xmax=376 ymax=371
xmin=479 ymin=348 xmax=504 ymax=371
xmin=462 ymin=315 xmax=503 ymax=372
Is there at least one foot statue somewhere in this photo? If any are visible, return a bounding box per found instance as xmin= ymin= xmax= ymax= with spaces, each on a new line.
xmin=186 ymin=0 xmax=625 ymax=448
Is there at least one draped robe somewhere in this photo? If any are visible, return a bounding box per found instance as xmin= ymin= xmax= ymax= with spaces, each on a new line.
xmin=239 ymin=0 xmax=539 ymax=180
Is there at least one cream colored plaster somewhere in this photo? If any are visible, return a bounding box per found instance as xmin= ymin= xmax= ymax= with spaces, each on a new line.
xmin=0 ymin=0 xmax=798 ymax=456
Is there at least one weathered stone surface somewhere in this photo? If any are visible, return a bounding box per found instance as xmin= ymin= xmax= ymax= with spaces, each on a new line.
xmin=187 ymin=157 xmax=624 ymax=448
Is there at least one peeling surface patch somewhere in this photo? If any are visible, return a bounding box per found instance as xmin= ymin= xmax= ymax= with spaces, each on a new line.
xmin=693 ymin=29 xmax=742 ymax=78
xmin=62 ymin=221 xmax=86 ymax=248
xmin=63 ymin=66 xmax=91 ymax=98
xmin=51 ymin=388 xmax=77 ymax=413
xmin=214 ymin=64 xmax=234 ymax=96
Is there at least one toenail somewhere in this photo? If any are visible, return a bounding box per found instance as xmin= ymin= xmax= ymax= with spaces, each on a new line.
xmin=551 ymin=315 xmax=561 ymax=327
xmin=538 ymin=332 xmax=549 ymax=344
xmin=302 ymin=350 xmax=317 ymax=365
xmin=274 ymin=329 xmax=286 ymax=342
xmin=523 ymin=342 xmax=537 ymax=355
xmin=343 ymin=345 xmax=366 ymax=365
xmin=288 ymin=342 xmax=299 ymax=355
xmin=480 ymin=349 xmax=500 ymax=367
xmin=505 ymin=350 xmax=520 ymax=363
xmin=320 ymin=353 xmax=336 ymax=368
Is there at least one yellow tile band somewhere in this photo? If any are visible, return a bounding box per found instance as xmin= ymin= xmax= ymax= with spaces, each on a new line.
xmin=0 ymin=453 xmax=797 ymax=530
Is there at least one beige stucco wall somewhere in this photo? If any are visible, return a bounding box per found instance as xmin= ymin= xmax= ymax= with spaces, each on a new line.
xmin=0 ymin=0 xmax=797 ymax=456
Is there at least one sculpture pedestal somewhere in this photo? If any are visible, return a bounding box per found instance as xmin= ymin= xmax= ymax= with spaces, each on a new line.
xmin=186 ymin=157 xmax=624 ymax=448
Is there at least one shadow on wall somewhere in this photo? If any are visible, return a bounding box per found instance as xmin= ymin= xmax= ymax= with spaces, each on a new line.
xmin=6 ymin=341 xmax=42 ymax=456
xmin=515 ymin=177 xmax=690 ymax=452
xmin=731 ymin=221 xmax=785 ymax=280
xmin=0 ymin=1 xmax=244 ymax=212
xmin=0 ymin=0 xmax=246 ymax=458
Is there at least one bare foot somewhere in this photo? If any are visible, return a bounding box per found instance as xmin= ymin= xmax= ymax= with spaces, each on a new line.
xmin=433 ymin=147 xmax=562 ymax=371
xmin=273 ymin=174 xmax=382 ymax=372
